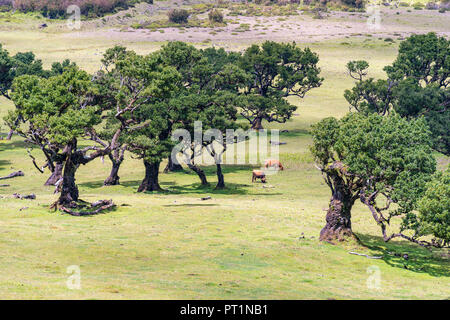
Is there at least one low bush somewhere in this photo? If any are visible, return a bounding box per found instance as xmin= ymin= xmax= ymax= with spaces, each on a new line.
xmin=12 ymin=0 xmax=151 ymax=19
xmin=425 ymin=1 xmax=438 ymax=9
xmin=0 ymin=0 xmax=12 ymax=12
xmin=167 ymin=9 xmax=189 ymax=24
xmin=208 ymin=9 xmax=223 ymax=23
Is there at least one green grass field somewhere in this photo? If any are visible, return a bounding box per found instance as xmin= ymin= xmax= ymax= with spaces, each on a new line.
xmin=0 ymin=5 xmax=449 ymax=299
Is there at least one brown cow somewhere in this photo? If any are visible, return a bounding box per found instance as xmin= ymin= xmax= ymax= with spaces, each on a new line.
xmin=264 ymin=159 xmax=284 ymax=171
xmin=252 ymin=170 xmax=266 ymax=183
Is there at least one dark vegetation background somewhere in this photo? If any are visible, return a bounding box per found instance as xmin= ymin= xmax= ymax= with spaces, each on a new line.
xmin=0 ymin=0 xmax=153 ymax=18
xmin=0 ymin=0 xmax=368 ymax=18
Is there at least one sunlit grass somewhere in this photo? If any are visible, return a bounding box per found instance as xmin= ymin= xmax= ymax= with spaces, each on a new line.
xmin=0 ymin=9 xmax=449 ymax=299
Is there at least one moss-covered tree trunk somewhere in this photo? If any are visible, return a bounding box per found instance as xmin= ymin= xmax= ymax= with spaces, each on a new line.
xmin=138 ymin=160 xmax=162 ymax=192
xmin=319 ymin=182 xmax=356 ymax=242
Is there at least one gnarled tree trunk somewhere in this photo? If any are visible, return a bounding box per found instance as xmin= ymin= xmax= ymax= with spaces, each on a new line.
xmin=6 ymin=129 xmax=14 ymax=140
xmin=251 ymin=116 xmax=263 ymax=130
xmin=45 ymin=161 xmax=63 ymax=186
xmin=104 ymin=158 xmax=122 ymax=186
xmin=319 ymin=185 xmax=356 ymax=242
xmin=187 ymin=163 xmax=208 ymax=185
xmin=6 ymin=117 xmax=21 ymax=140
xmin=58 ymin=157 xmax=79 ymax=205
xmin=215 ymin=164 xmax=225 ymax=189
xmin=138 ymin=160 xmax=162 ymax=192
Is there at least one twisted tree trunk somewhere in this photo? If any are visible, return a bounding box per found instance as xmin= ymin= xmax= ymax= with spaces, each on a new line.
xmin=6 ymin=129 xmax=14 ymax=140
xmin=58 ymin=157 xmax=79 ymax=205
xmin=104 ymin=157 xmax=122 ymax=186
xmin=319 ymin=164 xmax=359 ymax=242
xmin=6 ymin=117 xmax=21 ymax=140
xmin=187 ymin=163 xmax=208 ymax=185
xmin=251 ymin=116 xmax=263 ymax=130
xmin=215 ymin=163 xmax=225 ymax=189
xmin=138 ymin=160 xmax=162 ymax=192
xmin=320 ymin=193 xmax=354 ymax=242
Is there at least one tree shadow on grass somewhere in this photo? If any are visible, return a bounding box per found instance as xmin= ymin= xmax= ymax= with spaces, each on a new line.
xmin=78 ymin=177 xmax=282 ymax=196
xmin=0 ymin=139 xmax=30 ymax=150
xmin=168 ymin=182 xmax=282 ymax=196
xmin=0 ymin=159 xmax=12 ymax=170
xmin=114 ymin=180 xmax=281 ymax=196
xmin=79 ymin=164 xmax=274 ymax=196
xmin=279 ymin=128 xmax=310 ymax=138
xmin=356 ymin=233 xmax=450 ymax=278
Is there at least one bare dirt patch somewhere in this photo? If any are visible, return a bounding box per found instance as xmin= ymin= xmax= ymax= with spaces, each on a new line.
xmin=62 ymin=5 xmax=449 ymax=45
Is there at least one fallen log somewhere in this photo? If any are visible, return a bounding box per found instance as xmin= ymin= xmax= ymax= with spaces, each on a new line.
xmin=0 ymin=171 xmax=24 ymax=180
xmin=269 ymin=141 xmax=287 ymax=145
xmin=13 ymin=193 xmax=36 ymax=200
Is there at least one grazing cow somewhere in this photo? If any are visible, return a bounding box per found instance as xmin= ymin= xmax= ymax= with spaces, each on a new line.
xmin=252 ymin=170 xmax=266 ymax=183
xmin=264 ymin=159 xmax=284 ymax=171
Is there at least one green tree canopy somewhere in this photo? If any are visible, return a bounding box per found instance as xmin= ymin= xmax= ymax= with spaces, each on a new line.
xmin=160 ymin=42 xmax=247 ymax=189
xmin=0 ymin=44 xmax=46 ymax=100
xmin=239 ymin=41 xmax=323 ymax=129
xmin=311 ymin=113 xmax=438 ymax=246
xmin=6 ymin=66 xmax=108 ymax=206
xmin=122 ymin=42 xmax=247 ymax=191
xmin=94 ymin=45 xmax=181 ymax=192
xmin=344 ymin=33 xmax=450 ymax=155
xmin=418 ymin=166 xmax=450 ymax=247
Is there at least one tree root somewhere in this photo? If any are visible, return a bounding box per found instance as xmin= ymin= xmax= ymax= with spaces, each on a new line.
xmin=55 ymin=199 xmax=115 ymax=216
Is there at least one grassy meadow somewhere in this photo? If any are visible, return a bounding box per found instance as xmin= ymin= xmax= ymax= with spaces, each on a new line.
xmin=0 ymin=4 xmax=449 ymax=299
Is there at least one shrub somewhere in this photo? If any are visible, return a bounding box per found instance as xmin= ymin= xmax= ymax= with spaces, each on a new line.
xmin=0 ymin=0 xmax=12 ymax=11
xmin=418 ymin=167 xmax=450 ymax=245
xmin=11 ymin=0 xmax=147 ymax=18
xmin=167 ymin=8 xmax=189 ymax=24
xmin=425 ymin=1 xmax=438 ymax=9
xmin=208 ymin=9 xmax=223 ymax=23
xmin=341 ymin=0 xmax=364 ymax=8
xmin=0 ymin=0 xmax=12 ymax=6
